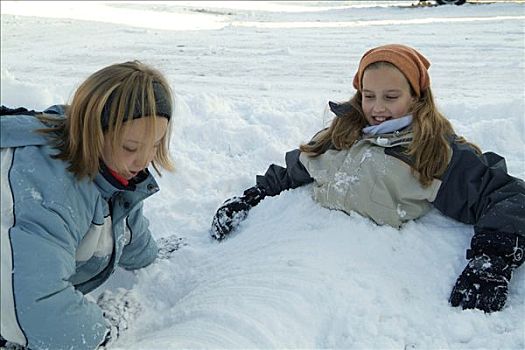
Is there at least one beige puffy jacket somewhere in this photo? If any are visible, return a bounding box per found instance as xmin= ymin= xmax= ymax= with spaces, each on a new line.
xmin=299 ymin=129 xmax=442 ymax=227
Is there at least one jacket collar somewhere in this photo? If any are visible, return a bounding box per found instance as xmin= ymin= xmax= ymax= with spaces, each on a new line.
xmin=361 ymin=127 xmax=413 ymax=148
xmin=94 ymin=165 xmax=159 ymax=202
xmin=362 ymin=114 xmax=413 ymax=135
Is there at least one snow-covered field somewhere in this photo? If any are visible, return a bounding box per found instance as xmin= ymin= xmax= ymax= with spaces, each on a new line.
xmin=1 ymin=1 xmax=524 ymax=349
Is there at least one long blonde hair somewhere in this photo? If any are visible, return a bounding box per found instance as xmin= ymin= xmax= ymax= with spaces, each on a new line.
xmin=39 ymin=60 xmax=174 ymax=179
xmin=300 ymin=63 xmax=480 ymax=187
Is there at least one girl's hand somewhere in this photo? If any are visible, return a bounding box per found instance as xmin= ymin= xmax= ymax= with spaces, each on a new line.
xmin=97 ymin=288 xmax=142 ymax=348
xmin=210 ymin=186 xmax=266 ymax=241
xmin=156 ymin=235 xmax=187 ymax=259
xmin=449 ymin=255 xmax=512 ymax=313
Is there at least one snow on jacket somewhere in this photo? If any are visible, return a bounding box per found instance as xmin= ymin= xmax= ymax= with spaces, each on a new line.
xmin=299 ymin=128 xmax=441 ymax=228
xmin=256 ymin=104 xmax=525 ymax=267
xmin=0 ymin=106 xmax=159 ymax=350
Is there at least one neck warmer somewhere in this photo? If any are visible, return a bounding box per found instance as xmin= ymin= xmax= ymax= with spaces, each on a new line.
xmin=362 ymin=114 xmax=413 ymax=135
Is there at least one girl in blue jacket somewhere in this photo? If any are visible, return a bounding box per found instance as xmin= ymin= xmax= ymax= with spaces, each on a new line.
xmin=211 ymin=44 xmax=524 ymax=314
xmin=1 ymin=61 xmax=174 ymax=349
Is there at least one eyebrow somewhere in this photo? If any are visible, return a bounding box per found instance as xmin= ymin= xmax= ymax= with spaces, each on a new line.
xmin=124 ymin=139 xmax=162 ymax=145
xmin=362 ymin=89 xmax=402 ymax=93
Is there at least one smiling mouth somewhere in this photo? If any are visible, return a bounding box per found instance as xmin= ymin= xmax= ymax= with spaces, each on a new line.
xmin=372 ymin=116 xmax=392 ymax=123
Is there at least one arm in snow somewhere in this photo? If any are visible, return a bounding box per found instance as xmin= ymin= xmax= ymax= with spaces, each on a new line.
xmin=432 ymin=141 xmax=525 ymax=312
xmin=2 ymin=199 xmax=108 ymax=350
xmin=432 ymin=141 xmax=525 ymax=266
xmin=118 ymin=203 xmax=158 ymax=270
xmin=210 ymin=149 xmax=313 ymax=240
xmin=256 ymin=149 xmax=314 ymax=196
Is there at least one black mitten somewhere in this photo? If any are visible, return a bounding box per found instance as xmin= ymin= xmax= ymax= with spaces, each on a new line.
xmin=210 ymin=185 xmax=266 ymax=241
xmin=449 ymin=255 xmax=513 ymax=313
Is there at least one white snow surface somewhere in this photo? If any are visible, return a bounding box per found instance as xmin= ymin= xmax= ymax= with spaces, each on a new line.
xmin=2 ymin=1 xmax=525 ymax=349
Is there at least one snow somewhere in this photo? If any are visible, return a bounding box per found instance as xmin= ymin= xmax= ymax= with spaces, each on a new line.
xmin=2 ymin=1 xmax=525 ymax=349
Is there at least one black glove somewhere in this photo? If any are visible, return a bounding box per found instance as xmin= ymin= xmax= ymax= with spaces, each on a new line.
xmin=210 ymin=185 xmax=266 ymax=241
xmin=449 ymin=255 xmax=513 ymax=313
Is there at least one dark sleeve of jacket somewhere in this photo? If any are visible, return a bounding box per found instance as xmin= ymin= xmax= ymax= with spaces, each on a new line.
xmin=432 ymin=141 xmax=525 ymax=267
xmin=256 ymin=149 xmax=314 ymax=196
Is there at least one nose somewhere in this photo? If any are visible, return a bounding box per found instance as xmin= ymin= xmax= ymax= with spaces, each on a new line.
xmin=372 ymin=101 xmax=386 ymax=113
xmin=133 ymin=148 xmax=156 ymax=170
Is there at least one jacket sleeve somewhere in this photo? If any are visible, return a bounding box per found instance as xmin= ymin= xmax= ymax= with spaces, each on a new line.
xmin=432 ymin=141 xmax=525 ymax=266
xmin=3 ymin=198 xmax=109 ymax=350
xmin=256 ymin=149 xmax=314 ymax=196
xmin=118 ymin=203 xmax=158 ymax=270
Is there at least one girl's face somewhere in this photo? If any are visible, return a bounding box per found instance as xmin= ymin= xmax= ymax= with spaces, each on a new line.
xmin=361 ymin=65 xmax=416 ymax=126
xmin=102 ymin=117 xmax=168 ymax=179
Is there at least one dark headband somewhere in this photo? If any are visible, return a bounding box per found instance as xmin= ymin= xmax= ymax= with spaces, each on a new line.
xmin=101 ymin=80 xmax=171 ymax=130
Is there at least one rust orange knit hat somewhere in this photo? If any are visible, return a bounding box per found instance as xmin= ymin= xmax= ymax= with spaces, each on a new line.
xmin=352 ymin=44 xmax=431 ymax=97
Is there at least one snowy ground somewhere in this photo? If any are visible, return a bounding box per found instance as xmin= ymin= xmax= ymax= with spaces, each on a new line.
xmin=1 ymin=1 xmax=525 ymax=349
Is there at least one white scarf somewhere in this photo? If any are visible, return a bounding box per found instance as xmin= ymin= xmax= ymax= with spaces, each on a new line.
xmin=362 ymin=114 xmax=413 ymax=135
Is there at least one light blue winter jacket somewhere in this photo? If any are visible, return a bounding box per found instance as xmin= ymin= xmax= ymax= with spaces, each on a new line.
xmin=0 ymin=106 xmax=159 ymax=350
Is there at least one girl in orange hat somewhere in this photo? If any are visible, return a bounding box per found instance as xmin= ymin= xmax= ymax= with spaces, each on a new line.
xmin=210 ymin=44 xmax=524 ymax=314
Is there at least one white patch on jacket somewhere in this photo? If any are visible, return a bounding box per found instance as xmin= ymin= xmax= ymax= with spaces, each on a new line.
xmin=1 ymin=148 xmax=27 ymax=346
xmin=76 ymin=216 xmax=114 ymax=262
